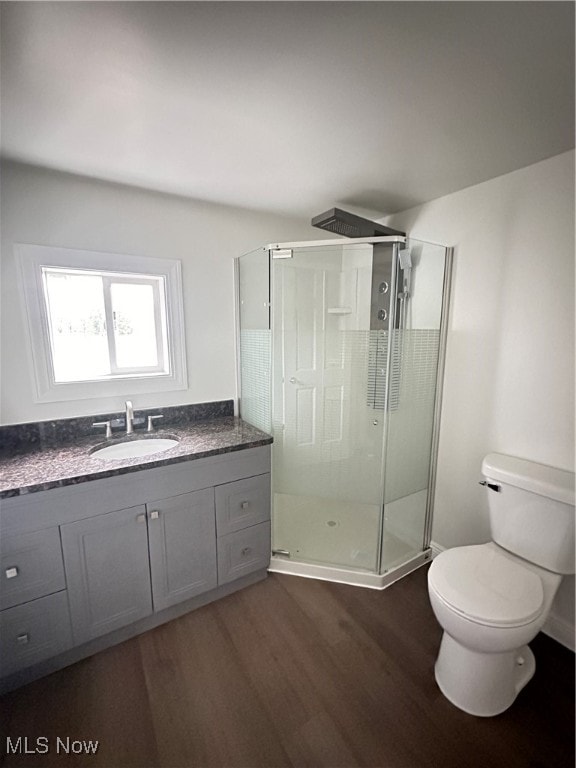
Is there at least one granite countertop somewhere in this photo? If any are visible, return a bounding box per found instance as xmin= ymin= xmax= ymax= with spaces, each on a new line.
xmin=0 ymin=417 xmax=272 ymax=500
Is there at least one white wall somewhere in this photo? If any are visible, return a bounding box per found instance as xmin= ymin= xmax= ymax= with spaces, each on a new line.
xmin=0 ymin=160 xmax=316 ymax=424
xmin=385 ymin=150 xmax=575 ymax=649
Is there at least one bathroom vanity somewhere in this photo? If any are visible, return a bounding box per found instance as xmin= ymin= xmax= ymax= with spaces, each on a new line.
xmin=0 ymin=406 xmax=272 ymax=693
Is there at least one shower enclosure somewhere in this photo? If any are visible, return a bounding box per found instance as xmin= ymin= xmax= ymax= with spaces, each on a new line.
xmin=236 ymin=235 xmax=451 ymax=588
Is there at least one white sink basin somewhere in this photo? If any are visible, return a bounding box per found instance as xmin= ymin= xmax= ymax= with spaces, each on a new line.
xmin=91 ymin=438 xmax=179 ymax=460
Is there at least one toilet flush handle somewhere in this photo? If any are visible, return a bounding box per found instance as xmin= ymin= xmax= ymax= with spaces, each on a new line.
xmin=479 ymin=480 xmax=502 ymax=492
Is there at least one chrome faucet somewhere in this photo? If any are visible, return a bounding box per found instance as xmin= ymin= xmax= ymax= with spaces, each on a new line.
xmin=125 ymin=400 xmax=134 ymax=434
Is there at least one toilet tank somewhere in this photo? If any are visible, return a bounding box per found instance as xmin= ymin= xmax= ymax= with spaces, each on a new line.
xmin=481 ymin=453 xmax=575 ymax=574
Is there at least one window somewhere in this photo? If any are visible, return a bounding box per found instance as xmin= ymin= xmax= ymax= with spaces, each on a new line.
xmin=42 ymin=268 xmax=168 ymax=382
xmin=18 ymin=245 xmax=187 ymax=402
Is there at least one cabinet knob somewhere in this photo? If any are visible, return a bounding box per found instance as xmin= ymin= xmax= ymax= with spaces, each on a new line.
xmin=136 ymin=513 xmax=146 ymax=523
xmin=149 ymin=510 xmax=160 ymax=520
xmin=240 ymin=547 xmax=252 ymax=557
xmin=16 ymin=633 xmax=30 ymax=645
xmin=240 ymin=501 xmax=250 ymax=510
xmin=5 ymin=567 xmax=19 ymax=579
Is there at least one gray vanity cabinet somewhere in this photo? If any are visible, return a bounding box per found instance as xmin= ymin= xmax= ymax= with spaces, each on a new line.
xmin=147 ymin=489 xmax=217 ymax=612
xmin=61 ymin=505 xmax=153 ymax=644
xmin=1 ymin=444 xmax=271 ymax=691
xmin=61 ymin=490 xmax=219 ymax=643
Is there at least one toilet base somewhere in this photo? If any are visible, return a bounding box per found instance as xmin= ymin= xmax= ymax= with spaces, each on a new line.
xmin=434 ymin=632 xmax=536 ymax=717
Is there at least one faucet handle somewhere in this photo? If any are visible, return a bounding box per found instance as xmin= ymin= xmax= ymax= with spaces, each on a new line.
xmin=147 ymin=415 xmax=164 ymax=432
xmin=93 ymin=421 xmax=112 ymax=439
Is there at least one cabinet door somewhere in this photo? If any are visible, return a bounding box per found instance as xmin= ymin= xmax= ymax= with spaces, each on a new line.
xmin=147 ymin=489 xmax=217 ymax=612
xmin=61 ymin=506 xmax=153 ymax=644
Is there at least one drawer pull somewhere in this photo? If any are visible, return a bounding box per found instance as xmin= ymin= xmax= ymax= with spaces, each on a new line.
xmin=149 ymin=510 xmax=160 ymax=520
xmin=136 ymin=513 xmax=146 ymax=523
xmin=241 ymin=547 xmax=252 ymax=557
xmin=16 ymin=633 xmax=30 ymax=645
xmin=240 ymin=501 xmax=250 ymax=510
xmin=5 ymin=567 xmax=19 ymax=579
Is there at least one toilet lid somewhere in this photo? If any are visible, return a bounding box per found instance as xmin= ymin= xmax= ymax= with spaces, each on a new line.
xmin=429 ymin=545 xmax=544 ymax=627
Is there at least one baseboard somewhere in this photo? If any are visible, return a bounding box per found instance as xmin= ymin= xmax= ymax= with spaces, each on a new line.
xmin=542 ymin=612 xmax=576 ymax=652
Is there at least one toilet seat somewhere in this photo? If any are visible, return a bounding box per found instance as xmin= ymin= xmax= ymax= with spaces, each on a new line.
xmin=429 ymin=544 xmax=544 ymax=628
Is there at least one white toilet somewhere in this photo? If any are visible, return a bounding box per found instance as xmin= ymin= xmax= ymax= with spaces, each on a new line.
xmin=428 ymin=453 xmax=575 ymax=717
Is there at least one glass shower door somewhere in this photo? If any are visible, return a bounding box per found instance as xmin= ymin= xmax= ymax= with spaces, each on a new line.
xmin=237 ymin=247 xmax=271 ymax=434
xmin=380 ymin=239 xmax=449 ymax=572
xmin=271 ymin=243 xmax=387 ymax=572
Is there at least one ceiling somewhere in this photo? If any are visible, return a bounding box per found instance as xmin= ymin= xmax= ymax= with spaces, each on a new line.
xmin=1 ymin=1 xmax=574 ymax=220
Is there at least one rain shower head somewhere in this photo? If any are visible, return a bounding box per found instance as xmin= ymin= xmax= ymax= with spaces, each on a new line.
xmin=311 ymin=207 xmax=405 ymax=238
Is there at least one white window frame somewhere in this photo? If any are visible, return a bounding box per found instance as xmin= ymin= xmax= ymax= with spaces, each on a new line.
xmin=17 ymin=244 xmax=188 ymax=403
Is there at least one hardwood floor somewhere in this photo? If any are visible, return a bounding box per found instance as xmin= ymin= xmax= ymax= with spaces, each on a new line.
xmin=1 ymin=567 xmax=574 ymax=768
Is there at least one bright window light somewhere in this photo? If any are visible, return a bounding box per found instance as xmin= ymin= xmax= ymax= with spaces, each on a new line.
xmin=42 ymin=268 xmax=169 ymax=383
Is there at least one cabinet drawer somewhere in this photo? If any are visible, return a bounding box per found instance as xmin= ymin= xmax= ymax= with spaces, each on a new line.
xmin=0 ymin=591 xmax=72 ymax=677
xmin=217 ymin=521 xmax=271 ymax=585
xmin=215 ymin=474 xmax=270 ymax=536
xmin=1 ymin=528 xmax=66 ymax=611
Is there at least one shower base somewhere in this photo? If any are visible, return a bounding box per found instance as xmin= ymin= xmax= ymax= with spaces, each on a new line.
xmin=268 ymin=549 xmax=431 ymax=590
xmin=270 ymin=492 xmax=431 ymax=590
